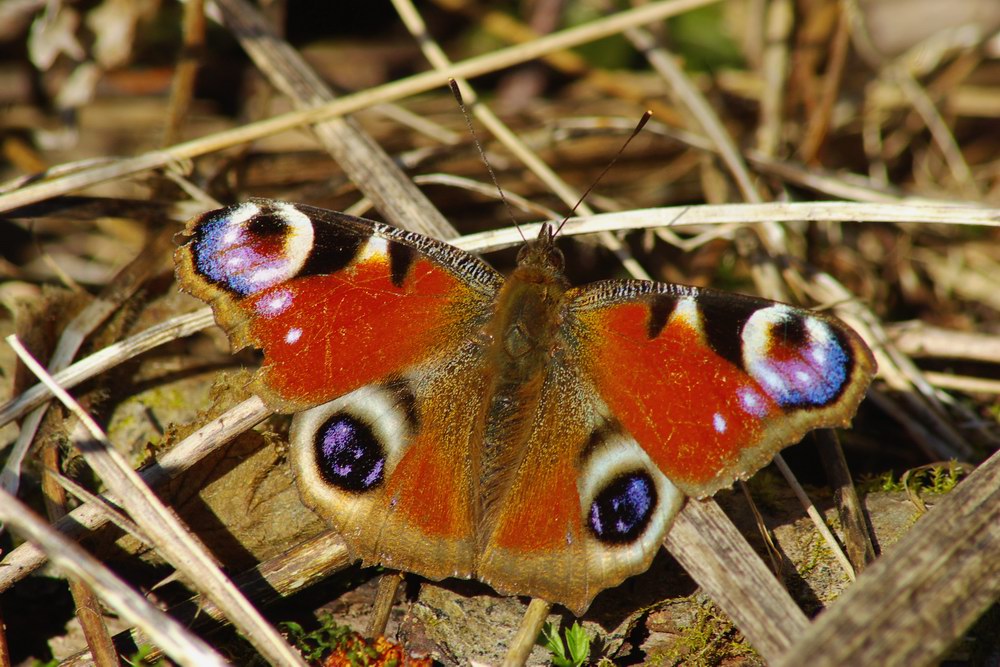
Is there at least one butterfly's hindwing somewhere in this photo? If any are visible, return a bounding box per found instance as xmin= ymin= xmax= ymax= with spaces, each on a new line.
xmin=476 ymin=358 xmax=685 ymax=615
xmin=290 ymin=344 xmax=492 ymax=580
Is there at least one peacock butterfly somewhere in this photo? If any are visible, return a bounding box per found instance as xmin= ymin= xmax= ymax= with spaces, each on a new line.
xmin=175 ymin=198 xmax=876 ymax=614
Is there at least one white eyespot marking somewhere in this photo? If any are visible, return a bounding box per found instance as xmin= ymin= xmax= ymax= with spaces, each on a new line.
xmin=742 ymin=305 xmax=851 ymax=408
xmin=810 ymin=346 xmax=827 ymax=365
xmin=578 ymin=428 xmax=683 ymax=560
xmin=273 ymin=202 xmax=315 ymax=265
xmin=713 ymin=413 xmax=727 ymax=434
xmin=229 ymin=202 xmax=259 ymax=224
xmin=257 ymin=288 xmax=293 ymax=316
xmin=222 ymin=202 xmax=259 ymax=246
xmin=758 ymin=367 xmax=785 ymax=393
xmin=285 ymin=327 xmax=302 ymax=344
xmin=357 ymin=236 xmax=389 ymax=263
xmin=290 ymin=383 xmax=415 ymax=518
xmin=671 ymin=297 xmax=702 ymax=330
xmin=738 ymin=387 xmax=768 ymax=417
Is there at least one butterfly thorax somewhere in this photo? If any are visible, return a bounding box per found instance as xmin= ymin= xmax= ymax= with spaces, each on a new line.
xmin=491 ymin=226 xmax=570 ymax=381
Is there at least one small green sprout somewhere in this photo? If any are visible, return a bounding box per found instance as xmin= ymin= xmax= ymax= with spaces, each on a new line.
xmin=540 ymin=620 xmax=591 ymax=667
xmin=280 ymin=612 xmax=363 ymax=663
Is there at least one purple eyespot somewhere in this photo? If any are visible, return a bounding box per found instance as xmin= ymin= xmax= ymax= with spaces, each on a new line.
xmin=191 ymin=203 xmax=313 ymax=297
xmin=315 ymin=414 xmax=385 ymax=492
xmin=743 ymin=307 xmax=853 ymax=408
xmin=588 ymin=471 xmax=657 ymax=544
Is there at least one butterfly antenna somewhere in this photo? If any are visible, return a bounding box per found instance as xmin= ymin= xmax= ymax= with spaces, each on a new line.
xmin=554 ymin=110 xmax=652 ymax=237
xmin=449 ymin=80 xmax=528 ymax=245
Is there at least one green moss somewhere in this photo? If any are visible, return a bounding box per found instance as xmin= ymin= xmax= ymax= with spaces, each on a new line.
xmin=646 ymin=602 xmax=758 ymax=666
xmin=280 ymin=612 xmax=362 ymax=663
xmin=865 ymin=462 xmax=967 ymax=495
xmin=797 ymin=528 xmax=835 ymax=580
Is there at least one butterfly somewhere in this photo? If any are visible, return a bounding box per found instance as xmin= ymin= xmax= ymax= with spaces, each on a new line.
xmin=175 ymin=198 xmax=876 ymax=615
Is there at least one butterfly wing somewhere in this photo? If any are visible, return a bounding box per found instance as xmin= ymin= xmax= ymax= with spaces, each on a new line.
xmin=175 ymin=199 xmax=503 ymax=412
xmin=176 ymin=199 xmax=502 ymax=579
xmin=566 ymin=280 xmax=876 ymax=498
xmin=476 ymin=279 xmax=875 ymax=614
xmin=178 ymin=203 xmax=876 ymax=612
xmin=475 ymin=354 xmax=685 ymax=615
xmin=289 ymin=349 xmax=491 ymax=580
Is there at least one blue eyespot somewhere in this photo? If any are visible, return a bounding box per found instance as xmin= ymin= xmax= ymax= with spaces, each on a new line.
xmin=742 ymin=307 xmax=853 ymax=408
xmin=588 ymin=471 xmax=657 ymax=544
xmin=191 ymin=202 xmax=314 ymax=297
xmin=315 ymin=414 xmax=385 ymax=492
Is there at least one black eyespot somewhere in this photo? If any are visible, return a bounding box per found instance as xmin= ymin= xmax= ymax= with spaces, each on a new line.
xmin=587 ymin=471 xmax=657 ymax=544
xmin=314 ymin=413 xmax=385 ymax=492
xmin=773 ymin=312 xmax=808 ymax=347
xmin=246 ymin=212 xmax=289 ymax=236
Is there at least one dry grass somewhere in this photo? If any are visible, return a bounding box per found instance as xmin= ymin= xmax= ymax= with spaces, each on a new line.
xmin=0 ymin=0 xmax=998 ymax=665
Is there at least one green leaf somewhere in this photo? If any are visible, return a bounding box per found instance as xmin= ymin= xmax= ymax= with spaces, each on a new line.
xmin=564 ymin=622 xmax=591 ymax=665
xmin=539 ymin=621 xmax=591 ymax=667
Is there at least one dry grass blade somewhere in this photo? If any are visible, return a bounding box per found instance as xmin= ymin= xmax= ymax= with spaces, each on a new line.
xmin=0 ymin=309 xmax=215 ymax=428
xmin=0 ymin=487 xmax=227 ymax=667
xmin=0 ymin=396 xmax=271 ymax=592
xmin=887 ymin=323 xmax=1000 ymax=364
xmin=664 ymin=498 xmax=810 ymax=660
xmin=625 ymin=26 xmax=761 ymax=203
xmin=0 ymin=0 xmax=717 ymax=214
xmin=40 ymin=425 xmax=117 ymax=665
xmin=60 ymin=530 xmax=353 ymax=665
xmin=775 ymin=448 xmax=1000 ymax=666
xmin=813 ymin=431 xmax=877 ymax=574
xmin=503 ymin=599 xmax=552 ymax=667
xmin=1 ymin=229 xmax=174 ymax=496
xmin=215 ymin=0 xmax=456 ymax=239
xmin=452 ymin=201 xmax=1000 ymax=253
xmin=393 ymin=0 xmax=653 ymax=282
xmin=7 ymin=336 xmax=306 ymax=666
xmin=366 ymin=573 xmax=405 ymax=638
xmin=773 ymin=454 xmax=855 ymax=580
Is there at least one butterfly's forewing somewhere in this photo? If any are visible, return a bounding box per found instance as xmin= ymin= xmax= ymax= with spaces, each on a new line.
xmin=567 ymin=281 xmax=877 ymax=498
xmin=175 ymin=200 xmax=502 ymax=412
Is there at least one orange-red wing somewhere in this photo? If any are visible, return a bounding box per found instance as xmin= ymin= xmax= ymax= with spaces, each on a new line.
xmin=175 ymin=200 xmax=502 ymax=412
xmin=290 ymin=347 xmax=490 ymax=582
xmin=566 ymin=281 xmax=876 ymax=497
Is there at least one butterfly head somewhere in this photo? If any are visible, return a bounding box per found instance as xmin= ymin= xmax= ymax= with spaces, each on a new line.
xmin=515 ymin=222 xmax=565 ymax=275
